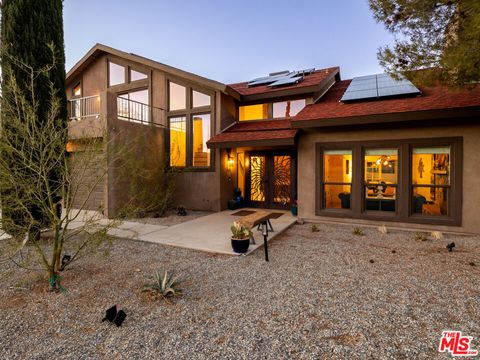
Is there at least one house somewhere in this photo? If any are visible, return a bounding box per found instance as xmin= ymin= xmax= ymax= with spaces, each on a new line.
xmin=66 ymin=44 xmax=480 ymax=234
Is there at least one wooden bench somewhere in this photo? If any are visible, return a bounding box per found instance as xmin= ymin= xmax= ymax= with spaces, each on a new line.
xmin=239 ymin=210 xmax=275 ymax=244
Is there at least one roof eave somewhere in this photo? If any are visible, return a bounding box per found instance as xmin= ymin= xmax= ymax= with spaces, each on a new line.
xmin=207 ymin=137 xmax=296 ymax=149
xmin=291 ymin=106 xmax=480 ymax=129
xmin=66 ymin=43 xmax=229 ymax=93
xmin=229 ymin=67 xmax=341 ymax=102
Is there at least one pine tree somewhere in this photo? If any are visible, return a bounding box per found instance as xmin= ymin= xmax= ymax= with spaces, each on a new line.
xmin=1 ymin=0 xmax=67 ymax=236
xmin=369 ymin=0 xmax=480 ymax=86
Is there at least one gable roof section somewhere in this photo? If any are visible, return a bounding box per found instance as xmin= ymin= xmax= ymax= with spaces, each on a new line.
xmin=66 ymin=43 xmax=229 ymax=94
xmin=228 ymin=67 xmax=340 ymax=101
xmin=207 ymin=120 xmax=298 ymax=148
xmin=292 ymin=80 xmax=480 ymax=128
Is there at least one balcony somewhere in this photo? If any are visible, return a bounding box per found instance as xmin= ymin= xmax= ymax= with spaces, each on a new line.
xmin=68 ymin=95 xmax=100 ymax=121
xmin=68 ymin=92 xmax=165 ymax=140
xmin=116 ymin=97 xmax=164 ymax=127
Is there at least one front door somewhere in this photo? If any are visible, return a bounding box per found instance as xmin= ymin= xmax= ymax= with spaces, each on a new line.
xmin=247 ymin=152 xmax=295 ymax=209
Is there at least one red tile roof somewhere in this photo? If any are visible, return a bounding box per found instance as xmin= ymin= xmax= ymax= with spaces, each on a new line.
xmin=293 ymin=80 xmax=480 ymax=123
xmin=207 ymin=120 xmax=297 ymax=148
xmin=228 ymin=67 xmax=339 ymax=96
xmin=209 ymin=79 xmax=480 ymax=147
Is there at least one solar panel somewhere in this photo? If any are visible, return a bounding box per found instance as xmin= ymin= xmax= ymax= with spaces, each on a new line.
xmin=247 ymin=68 xmax=314 ymax=88
xmin=267 ymin=75 xmax=303 ymax=87
xmin=248 ymin=73 xmax=291 ymax=87
xmin=340 ymin=73 xmax=420 ymax=102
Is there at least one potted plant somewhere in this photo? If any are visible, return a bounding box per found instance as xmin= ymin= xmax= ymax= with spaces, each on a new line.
xmin=230 ymin=220 xmax=252 ymax=254
xmin=291 ymin=199 xmax=298 ymax=216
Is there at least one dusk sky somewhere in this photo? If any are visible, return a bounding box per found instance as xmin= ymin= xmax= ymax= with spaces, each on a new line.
xmin=63 ymin=0 xmax=396 ymax=84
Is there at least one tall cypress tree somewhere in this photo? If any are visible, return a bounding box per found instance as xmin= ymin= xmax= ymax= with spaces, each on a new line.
xmin=1 ymin=0 xmax=67 ymax=235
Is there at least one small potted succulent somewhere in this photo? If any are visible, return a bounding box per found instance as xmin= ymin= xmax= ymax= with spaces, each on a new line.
xmin=291 ymin=199 xmax=298 ymax=216
xmin=230 ymin=220 xmax=252 ymax=253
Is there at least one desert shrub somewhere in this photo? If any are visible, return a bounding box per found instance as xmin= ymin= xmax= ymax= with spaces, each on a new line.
xmin=431 ymin=231 xmax=443 ymax=240
xmin=378 ymin=225 xmax=388 ymax=234
xmin=414 ymin=232 xmax=428 ymax=241
xmin=144 ymin=269 xmax=183 ymax=301
xmin=352 ymin=227 xmax=364 ymax=236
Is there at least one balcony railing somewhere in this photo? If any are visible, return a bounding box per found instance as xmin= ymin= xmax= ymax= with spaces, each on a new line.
xmin=117 ymin=97 xmax=165 ymax=127
xmin=68 ymin=95 xmax=100 ymax=121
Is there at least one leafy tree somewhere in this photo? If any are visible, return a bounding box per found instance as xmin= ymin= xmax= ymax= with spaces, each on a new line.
xmin=0 ymin=62 xmax=119 ymax=291
xmin=1 ymin=0 xmax=67 ymax=236
xmin=369 ymin=0 xmax=480 ymax=86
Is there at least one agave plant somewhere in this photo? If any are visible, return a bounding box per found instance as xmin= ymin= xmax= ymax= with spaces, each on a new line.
xmin=144 ymin=270 xmax=183 ymax=300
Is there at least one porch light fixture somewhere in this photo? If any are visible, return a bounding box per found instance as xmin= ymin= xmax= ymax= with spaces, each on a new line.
xmin=226 ymin=148 xmax=234 ymax=170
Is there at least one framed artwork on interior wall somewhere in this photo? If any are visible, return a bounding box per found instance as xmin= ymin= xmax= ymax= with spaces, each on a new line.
xmin=381 ymin=160 xmax=396 ymax=174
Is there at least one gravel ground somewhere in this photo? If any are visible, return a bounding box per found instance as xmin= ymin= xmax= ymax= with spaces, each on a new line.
xmin=1 ymin=223 xmax=479 ymax=359
xmin=127 ymin=210 xmax=212 ymax=227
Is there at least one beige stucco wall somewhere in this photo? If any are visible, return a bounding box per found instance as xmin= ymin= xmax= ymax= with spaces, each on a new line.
xmin=67 ymin=53 xmax=229 ymax=214
xmin=66 ymin=54 xmax=107 ymax=98
xmin=172 ymin=91 xmax=226 ymax=212
xmin=297 ymin=122 xmax=480 ymax=234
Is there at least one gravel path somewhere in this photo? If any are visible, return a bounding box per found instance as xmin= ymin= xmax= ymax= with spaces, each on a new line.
xmin=1 ymin=223 xmax=479 ymax=359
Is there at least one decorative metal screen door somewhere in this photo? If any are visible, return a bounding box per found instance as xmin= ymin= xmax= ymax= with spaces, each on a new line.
xmin=247 ymin=153 xmax=294 ymax=209
xmin=249 ymin=155 xmax=267 ymax=207
xmin=272 ymin=155 xmax=292 ymax=207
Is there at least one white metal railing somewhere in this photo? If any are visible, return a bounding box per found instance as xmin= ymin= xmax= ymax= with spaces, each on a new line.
xmin=116 ymin=97 xmax=164 ymax=127
xmin=68 ymin=95 xmax=100 ymax=121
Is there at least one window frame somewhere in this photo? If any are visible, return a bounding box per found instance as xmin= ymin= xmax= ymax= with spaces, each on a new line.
xmin=362 ymin=146 xmax=401 ymax=217
xmin=108 ymin=61 xmax=127 ymax=87
xmin=107 ymin=58 xmax=150 ymax=89
xmin=318 ymin=146 xmax=354 ymax=212
xmin=238 ymin=96 xmax=308 ymax=122
xmin=166 ymin=78 xmax=215 ymax=171
xmin=238 ymin=103 xmax=270 ymax=121
xmin=272 ymin=99 xmax=306 ymax=119
xmin=129 ymin=67 xmax=148 ymax=82
xmin=168 ymin=115 xmax=188 ymax=167
xmin=315 ymin=137 xmax=463 ymax=226
xmin=191 ymin=89 xmax=212 ymax=109
xmin=117 ymin=87 xmax=150 ymax=124
xmin=190 ymin=112 xmax=212 ymax=168
xmin=72 ymin=81 xmax=82 ymax=97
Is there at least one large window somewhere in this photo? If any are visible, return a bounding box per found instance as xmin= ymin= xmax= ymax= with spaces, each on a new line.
xmin=317 ymin=138 xmax=462 ymax=226
xmin=109 ymin=62 xmax=126 ymax=86
xmin=364 ymin=149 xmax=398 ymax=212
xmin=239 ymin=104 xmax=268 ymax=121
xmin=192 ymin=90 xmax=211 ymax=108
xmin=73 ymin=82 xmax=81 ymax=97
xmin=412 ymin=147 xmax=450 ymax=216
xmin=169 ymin=82 xmax=186 ymax=111
xmin=130 ymin=68 xmax=147 ymax=81
xmin=169 ymin=116 xmax=187 ymax=167
xmin=117 ymin=89 xmax=149 ymax=123
xmin=322 ymin=150 xmax=352 ymax=209
xmin=273 ymin=99 xmax=306 ymax=118
xmin=167 ymin=80 xmax=213 ymax=169
xmin=192 ymin=114 xmax=211 ymax=167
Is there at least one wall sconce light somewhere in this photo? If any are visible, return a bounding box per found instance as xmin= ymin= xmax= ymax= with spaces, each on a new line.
xmin=226 ymin=148 xmax=234 ymax=182
xmin=226 ymin=148 xmax=234 ymax=170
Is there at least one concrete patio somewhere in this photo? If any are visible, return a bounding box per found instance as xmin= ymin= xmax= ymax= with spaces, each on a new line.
xmin=68 ymin=208 xmax=297 ymax=255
